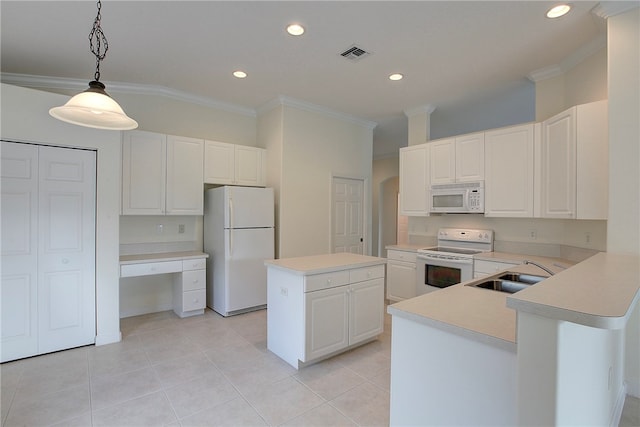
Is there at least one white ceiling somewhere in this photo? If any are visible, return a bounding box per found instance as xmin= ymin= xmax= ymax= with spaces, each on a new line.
xmin=1 ymin=1 xmax=605 ymax=157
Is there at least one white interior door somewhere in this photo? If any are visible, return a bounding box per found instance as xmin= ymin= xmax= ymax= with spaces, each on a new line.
xmin=332 ymin=177 xmax=365 ymax=254
xmin=37 ymin=146 xmax=96 ymax=354
xmin=1 ymin=142 xmax=96 ymax=362
xmin=1 ymin=142 xmax=39 ymax=361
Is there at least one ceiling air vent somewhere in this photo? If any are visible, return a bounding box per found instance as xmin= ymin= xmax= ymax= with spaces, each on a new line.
xmin=340 ymin=44 xmax=371 ymax=61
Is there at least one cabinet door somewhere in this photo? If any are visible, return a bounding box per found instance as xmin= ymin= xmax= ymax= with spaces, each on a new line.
xmin=399 ymin=145 xmax=429 ymax=216
xmin=204 ymin=140 xmax=235 ymax=185
xmin=349 ymin=278 xmax=384 ymax=344
xmin=456 ymin=132 xmax=485 ymax=182
xmin=429 ymin=138 xmax=456 ymax=185
xmin=387 ymin=260 xmax=416 ymax=301
xmin=304 ymin=285 xmax=349 ymax=362
xmin=541 ymin=108 xmax=576 ymax=218
xmin=235 ymin=146 xmax=265 ymax=187
xmin=484 ymin=124 xmax=535 ymax=217
xmin=166 ymin=135 xmax=204 ymax=215
xmin=122 ymin=131 xmax=166 ymax=215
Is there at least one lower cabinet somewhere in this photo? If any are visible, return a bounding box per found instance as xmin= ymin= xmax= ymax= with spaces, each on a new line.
xmin=386 ymin=250 xmax=417 ymax=302
xmin=172 ymin=259 xmax=206 ymax=318
xmin=267 ymin=262 xmax=385 ymax=369
xmin=474 ymin=259 xmax=519 ymax=279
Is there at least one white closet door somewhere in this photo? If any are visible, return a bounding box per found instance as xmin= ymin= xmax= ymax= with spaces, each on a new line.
xmin=1 ymin=142 xmax=39 ymax=362
xmin=37 ymin=146 xmax=96 ymax=354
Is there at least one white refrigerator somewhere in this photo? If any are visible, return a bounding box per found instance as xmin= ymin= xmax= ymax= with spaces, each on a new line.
xmin=204 ymin=186 xmax=274 ymax=316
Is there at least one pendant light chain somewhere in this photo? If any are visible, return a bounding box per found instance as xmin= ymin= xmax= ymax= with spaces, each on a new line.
xmin=88 ymin=0 xmax=109 ymax=82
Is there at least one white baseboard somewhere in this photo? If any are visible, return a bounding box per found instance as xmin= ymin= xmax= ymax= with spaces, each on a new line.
xmin=95 ymin=331 xmax=122 ymax=346
xmin=626 ymin=378 xmax=640 ymax=398
xmin=610 ymin=383 xmax=627 ymax=427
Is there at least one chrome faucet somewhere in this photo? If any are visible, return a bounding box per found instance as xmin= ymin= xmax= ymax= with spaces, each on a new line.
xmin=523 ymin=260 xmax=555 ymax=276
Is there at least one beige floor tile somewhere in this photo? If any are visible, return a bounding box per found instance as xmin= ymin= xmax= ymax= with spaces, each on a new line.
xmin=369 ymin=368 xmax=391 ymax=392
xmin=336 ymin=349 xmax=391 ymax=380
xmin=180 ymin=396 xmax=267 ymax=427
xmin=620 ymin=395 xmax=640 ymax=427
xmin=219 ymin=352 xmax=297 ymax=395
xmin=0 ymin=361 xmax=24 ymax=389
xmin=13 ymin=360 xmax=89 ymax=401
xmin=243 ymin=376 xmax=325 ymax=426
xmin=142 ymin=335 xmax=202 ymax=365
xmin=4 ymin=385 xmax=90 ymax=427
xmin=282 ymin=402 xmax=358 ymax=426
xmin=204 ymin=341 xmax=266 ymax=370
xmin=92 ymin=390 xmax=177 ymax=426
xmin=90 ymin=366 xmax=162 ymax=410
xmin=294 ymin=359 xmax=366 ymax=400
xmin=120 ymin=310 xmax=180 ymax=336
xmin=330 ymin=381 xmax=390 ymax=427
xmin=164 ymin=371 xmax=240 ymax=419
xmin=184 ymin=324 xmax=249 ymax=351
xmin=1 ymin=386 xmax=16 ymax=425
xmin=152 ymin=352 xmax=220 ymax=388
xmin=49 ymin=410 xmax=92 ymax=427
xmin=89 ymin=346 xmax=150 ymax=378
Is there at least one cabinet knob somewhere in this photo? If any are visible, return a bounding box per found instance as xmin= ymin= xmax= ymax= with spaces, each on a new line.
xmin=327 ymin=278 xmax=332 ymax=284
xmin=192 ymin=279 xmax=199 ymax=284
xmin=62 ymin=258 xmax=69 ymax=264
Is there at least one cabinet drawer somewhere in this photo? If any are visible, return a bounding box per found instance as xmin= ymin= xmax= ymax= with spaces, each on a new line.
xmin=387 ymin=250 xmax=417 ymax=263
xmin=350 ymin=264 xmax=385 ymax=283
xmin=183 ymin=258 xmax=206 ymax=271
xmin=182 ymin=269 xmax=205 ymax=291
xmin=305 ymin=270 xmax=350 ymax=292
xmin=182 ymin=289 xmax=206 ymax=312
xmin=120 ymin=260 xmax=182 ymax=278
xmin=474 ymin=260 xmax=518 ymax=275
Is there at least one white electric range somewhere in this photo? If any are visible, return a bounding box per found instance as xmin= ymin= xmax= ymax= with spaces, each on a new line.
xmin=416 ymin=228 xmax=494 ymax=295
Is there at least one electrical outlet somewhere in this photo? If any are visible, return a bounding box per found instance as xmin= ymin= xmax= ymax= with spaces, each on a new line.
xmin=178 ymin=224 xmax=185 ymax=234
xmin=528 ymin=229 xmax=537 ymax=240
xmin=156 ymin=224 xmax=163 ymax=234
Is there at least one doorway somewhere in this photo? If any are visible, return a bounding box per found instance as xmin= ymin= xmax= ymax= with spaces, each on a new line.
xmin=331 ymin=176 xmax=365 ymax=254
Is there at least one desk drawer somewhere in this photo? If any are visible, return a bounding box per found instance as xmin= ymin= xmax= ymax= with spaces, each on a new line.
xmin=183 ymin=258 xmax=206 ymax=271
xmin=182 ymin=269 xmax=205 ymax=291
xmin=182 ymin=289 xmax=206 ymax=312
xmin=350 ymin=264 xmax=385 ymax=283
xmin=304 ymin=270 xmax=350 ymax=292
xmin=120 ymin=260 xmax=182 ymax=278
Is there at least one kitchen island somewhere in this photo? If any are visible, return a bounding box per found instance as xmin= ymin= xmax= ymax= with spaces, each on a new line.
xmin=388 ymin=252 xmax=639 ymax=426
xmin=265 ymin=253 xmax=386 ymax=369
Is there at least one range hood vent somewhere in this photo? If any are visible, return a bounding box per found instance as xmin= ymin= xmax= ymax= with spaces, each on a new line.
xmin=340 ymin=45 xmax=371 ymax=61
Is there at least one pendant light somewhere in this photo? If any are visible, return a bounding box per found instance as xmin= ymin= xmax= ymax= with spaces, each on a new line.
xmin=49 ymin=0 xmax=137 ymax=130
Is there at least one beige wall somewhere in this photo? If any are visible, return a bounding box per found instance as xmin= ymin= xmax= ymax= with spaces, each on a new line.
xmin=372 ymin=156 xmax=400 ymax=256
xmin=261 ymin=102 xmax=374 ymax=259
xmin=1 ymin=83 xmax=122 ymax=345
xmin=606 ymin=7 xmax=640 ymax=396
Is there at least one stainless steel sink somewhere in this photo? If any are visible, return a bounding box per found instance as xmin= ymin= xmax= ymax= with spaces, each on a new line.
xmin=497 ymin=273 xmax=546 ymax=285
xmin=469 ymin=279 xmax=530 ymax=294
xmin=466 ymin=271 xmax=547 ymax=294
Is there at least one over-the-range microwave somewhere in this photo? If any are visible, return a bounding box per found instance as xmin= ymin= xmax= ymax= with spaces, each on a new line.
xmin=430 ymin=181 xmax=484 ymax=214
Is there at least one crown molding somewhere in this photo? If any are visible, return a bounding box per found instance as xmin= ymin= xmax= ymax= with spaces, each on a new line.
xmin=527 ymin=34 xmax=606 ymax=82
xmin=404 ymin=104 xmax=436 ymax=117
xmin=0 ymin=73 xmax=256 ymax=117
xmin=258 ymin=95 xmax=378 ymax=131
xmin=592 ymin=1 xmax=639 ymax=19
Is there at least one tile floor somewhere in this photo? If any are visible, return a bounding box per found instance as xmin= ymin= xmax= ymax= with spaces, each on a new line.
xmin=1 ymin=306 xmax=639 ymax=427
xmin=1 ymin=308 xmax=391 ymax=426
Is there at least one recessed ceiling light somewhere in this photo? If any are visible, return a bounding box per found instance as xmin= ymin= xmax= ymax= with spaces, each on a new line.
xmin=233 ymin=70 xmax=247 ymax=79
xmin=287 ymin=23 xmax=305 ymax=36
xmin=389 ymin=73 xmax=403 ymax=81
xmin=546 ymin=4 xmax=571 ymax=18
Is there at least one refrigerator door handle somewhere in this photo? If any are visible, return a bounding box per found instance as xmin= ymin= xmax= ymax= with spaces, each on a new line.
xmin=229 ymin=199 xmax=234 ymax=257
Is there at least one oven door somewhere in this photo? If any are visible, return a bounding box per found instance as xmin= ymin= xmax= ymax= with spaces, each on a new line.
xmin=416 ymin=254 xmax=473 ymax=295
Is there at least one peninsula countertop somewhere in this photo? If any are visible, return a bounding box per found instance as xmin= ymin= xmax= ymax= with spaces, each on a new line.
xmin=388 ymin=252 xmax=640 ymax=350
xmin=264 ymin=253 xmax=386 ymax=275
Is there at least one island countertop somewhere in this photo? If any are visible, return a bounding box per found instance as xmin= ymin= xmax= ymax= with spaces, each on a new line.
xmin=264 ymin=253 xmax=386 ymax=275
xmin=389 ymin=252 xmax=640 ymax=349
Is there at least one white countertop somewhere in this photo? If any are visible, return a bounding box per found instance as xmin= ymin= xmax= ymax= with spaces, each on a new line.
xmin=475 ymin=251 xmax=575 ymax=268
xmin=507 ymin=252 xmax=640 ymax=329
xmin=265 ymin=253 xmax=386 ymax=275
xmin=388 ymin=252 xmax=639 ymax=348
xmin=119 ymin=251 xmax=209 ymax=264
xmin=385 ymin=244 xmax=429 ymax=252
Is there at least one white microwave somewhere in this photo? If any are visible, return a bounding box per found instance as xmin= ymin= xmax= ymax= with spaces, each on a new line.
xmin=430 ymin=181 xmax=484 ymax=214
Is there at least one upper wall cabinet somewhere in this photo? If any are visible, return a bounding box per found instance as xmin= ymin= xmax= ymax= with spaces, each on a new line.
xmin=539 ymin=100 xmax=608 ymax=219
xmin=429 ymin=133 xmax=485 ymax=185
xmin=122 ymin=131 xmax=204 ymax=215
xmin=484 ymin=123 xmax=537 ymax=217
xmin=204 ymin=140 xmax=266 ymax=187
xmin=399 ymin=144 xmax=429 ymax=216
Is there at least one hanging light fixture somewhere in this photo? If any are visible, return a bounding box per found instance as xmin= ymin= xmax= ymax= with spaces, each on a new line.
xmin=49 ymin=0 xmax=137 ymax=130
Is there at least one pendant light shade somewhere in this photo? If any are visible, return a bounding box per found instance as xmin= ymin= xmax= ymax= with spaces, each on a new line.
xmin=49 ymin=81 xmax=138 ymax=130
xmin=49 ymin=0 xmax=137 ymax=130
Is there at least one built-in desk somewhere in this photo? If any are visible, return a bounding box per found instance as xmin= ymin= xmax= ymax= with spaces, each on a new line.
xmin=119 ymin=251 xmax=209 ymax=318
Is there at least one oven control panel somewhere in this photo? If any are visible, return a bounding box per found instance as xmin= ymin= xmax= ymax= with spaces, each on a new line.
xmin=438 ymin=228 xmax=493 ymax=244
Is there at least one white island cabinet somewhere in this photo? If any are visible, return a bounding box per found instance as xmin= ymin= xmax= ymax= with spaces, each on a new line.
xmin=266 ymin=253 xmax=386 ymax=369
